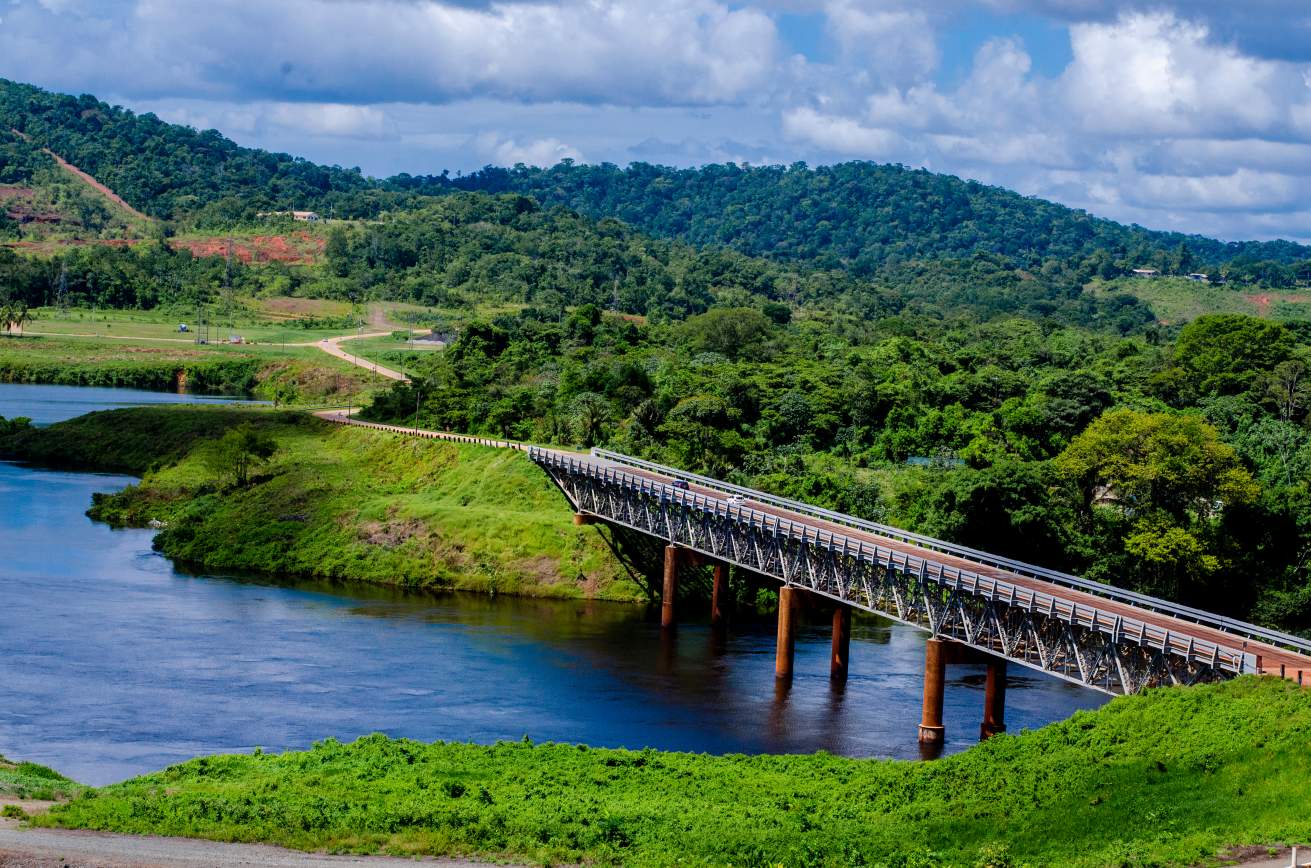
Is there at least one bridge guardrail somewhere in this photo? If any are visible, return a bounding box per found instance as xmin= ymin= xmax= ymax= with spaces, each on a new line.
xmin=589 ymin=448 xmax=1311 ymax=660
xmin=534 ymin=448 xmax=1255 ymax=679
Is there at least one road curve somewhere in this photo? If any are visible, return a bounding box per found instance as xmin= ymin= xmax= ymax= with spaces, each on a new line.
xmin=315 ymin=332 xmax=410 ymax=382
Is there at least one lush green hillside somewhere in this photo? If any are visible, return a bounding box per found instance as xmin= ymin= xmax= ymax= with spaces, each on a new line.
xmin=439 ymin=161 xmax=1311 ymax=277
xmin=0 ymin=79 xmax=369 ymax=220
xmin=32 ymin=677 xmax=1311 ymax=867
xmin=0 ymin=406 xmax=635 ymax=600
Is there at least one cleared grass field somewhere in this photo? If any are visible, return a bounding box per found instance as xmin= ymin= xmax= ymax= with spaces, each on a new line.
xmin=0 ymin=333 xmax=387 ymax=404
xmin=1089 ymin=277 xmax=1311 ymax=324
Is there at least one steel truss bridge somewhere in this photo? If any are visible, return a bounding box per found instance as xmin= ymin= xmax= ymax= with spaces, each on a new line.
xmin=529 ymin=447 xmax=1311 ymax=697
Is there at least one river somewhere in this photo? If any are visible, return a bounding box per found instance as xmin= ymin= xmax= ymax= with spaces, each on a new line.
xmin=0 ymin=384 xmax=1106 ymax=786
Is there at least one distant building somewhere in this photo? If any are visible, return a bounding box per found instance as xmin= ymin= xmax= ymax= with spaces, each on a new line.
xmin=1186 ymin=273 xmax=1210 ymax=283
xmin=1131 ymin=268 xmax=1160 ymax=278
xmin=256 ymin=210 xmax=321 ymax=223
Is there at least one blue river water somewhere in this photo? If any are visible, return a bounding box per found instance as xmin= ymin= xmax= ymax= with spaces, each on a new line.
xmin=0 ymin=384 xmax=1106 ymax=786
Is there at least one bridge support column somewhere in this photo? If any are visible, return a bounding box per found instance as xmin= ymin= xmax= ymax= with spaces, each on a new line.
xmin=572 ymin=512 xmax=597 ymax=526
xmin=661 ymin=544 xmax=678 ymax=629
xmin=710 ymin=562 xmax=728 ymax=629
xmin=775 ymin=586 xmax=798 ymax=680
xmin=830 ymin=604 xmax=852 ymax=682
xmin=981 ymin=658 xmax=1007 ymax=739
xmin=918 ymin=638 xmax=947 ymax=746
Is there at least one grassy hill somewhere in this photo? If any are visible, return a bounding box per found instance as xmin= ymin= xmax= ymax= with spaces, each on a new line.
xmin=0 ymin=406 xmax=636 ymax=600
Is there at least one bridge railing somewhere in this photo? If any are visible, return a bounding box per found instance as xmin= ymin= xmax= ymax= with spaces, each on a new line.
xmin=588 ymin=448 xmax=1311 ymax=659
xmin=532 ymin=448 xmax=1255 ymax=680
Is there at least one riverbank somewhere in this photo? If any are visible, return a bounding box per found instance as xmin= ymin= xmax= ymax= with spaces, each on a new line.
xmin=0 ymin=333 xmax=385 ymax=406
xmin=0 ymin=405 xmax=639 ymax=600
xmin=14 ymin=677 xmax=1308 ymax=867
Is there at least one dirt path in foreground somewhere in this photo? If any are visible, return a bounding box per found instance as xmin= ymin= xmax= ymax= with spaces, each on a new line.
xmin=0 ymin=817 xmax=491 ymax=867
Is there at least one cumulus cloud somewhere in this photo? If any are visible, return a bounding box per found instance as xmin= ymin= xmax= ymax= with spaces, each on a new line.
xmin=783 ymin=9 xmax=1311 ymax=240
xmin=0 ymin=0 xmax=782 ymax=107
xmin=2 ymin=0 xmax=1310 ymax=240
xmin=475 ymin=132 xmax=584 ymax=166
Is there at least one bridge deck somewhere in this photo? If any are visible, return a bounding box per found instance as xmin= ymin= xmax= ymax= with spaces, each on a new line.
xmin=581 ymin=453 xmax=1311 ymax=682
xmin=315 ymin=411 xmax=1311 ymax=685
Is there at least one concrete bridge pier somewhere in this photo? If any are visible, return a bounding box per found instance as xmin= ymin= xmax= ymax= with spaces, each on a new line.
xmin=830 ymin=604 xmax=852 ymax=682
xmin=917 ymin=638 xmax=948 ymax=746
xmin=661 ymin=544 xmax=679 ymax=629
xmin=775 ymin=586 xmax=798 ymax=680
xmin=981 ymin=658 xmax=1007 ymax=739
xmin=918 ymin=638 xmax=1008 ymax=748
xmin=710 ymin=562 xmax=728 ymax=629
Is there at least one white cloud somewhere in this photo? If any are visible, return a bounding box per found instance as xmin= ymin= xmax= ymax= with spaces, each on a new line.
xmin=824 ymin=1 xmax=938 ymax=85
xmin=781 ymin=106 xmax=905 ymax=155
xmin=0 ymin=0 xmax=782 ymax=108
xmin=475 ymin=132 xmax=584 ymax=166
xmin=1060 ymin=13 xmax=1289 ymax=137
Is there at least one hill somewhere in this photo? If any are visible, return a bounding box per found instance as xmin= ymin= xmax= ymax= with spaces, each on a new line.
xmin=437 ymin=161 xmax=1311 ymax=274
xmin=3 ymin=78 xmax=1309 ymax=281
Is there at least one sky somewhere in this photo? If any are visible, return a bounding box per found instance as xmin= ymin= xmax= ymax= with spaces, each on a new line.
xmin=2 ymin=0 xmax=1311 ymax=242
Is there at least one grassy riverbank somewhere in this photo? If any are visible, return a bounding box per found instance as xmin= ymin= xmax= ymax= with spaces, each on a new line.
xmin=0 ymin=406 xmax=637 ymax=599
xmin=27 ymin=677 xmax=1311 ymax=866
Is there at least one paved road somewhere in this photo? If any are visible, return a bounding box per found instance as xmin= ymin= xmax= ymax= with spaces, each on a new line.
xmin=0 ymin=820 xmax=489 ymax=868
xmin=314 ymin=332 xmax=410 ymax=382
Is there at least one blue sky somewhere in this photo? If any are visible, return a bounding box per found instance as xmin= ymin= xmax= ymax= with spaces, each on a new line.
xmin=2 ymin=0 xmax=1310 ymax=242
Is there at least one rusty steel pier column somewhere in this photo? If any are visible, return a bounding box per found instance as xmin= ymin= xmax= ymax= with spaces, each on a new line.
xmin=830 ymin=604 xmax=852 ymax=681
xmin=661 ymin=544 xmax=679 ymax=629
xmin=775 ymin=586 xmax=798 ymax=679
xmin=981 ymin=657 xmax=1007 ymax=739
xmin=710 ymin=562 xmax=728 ymax=628
xmin=918 ymin=638 xmax=947 ymax=745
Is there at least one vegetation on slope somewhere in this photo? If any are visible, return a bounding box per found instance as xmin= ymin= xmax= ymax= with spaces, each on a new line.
xmin=442 ymin=160 xmax=1311 ymax=273
xmin=35 ymin=677 xmax=1311 ymax=867
xmin=0 ymin=756 xmax=81 ymax=803
xmin=0 ymin=406 xmax=634 ymax=599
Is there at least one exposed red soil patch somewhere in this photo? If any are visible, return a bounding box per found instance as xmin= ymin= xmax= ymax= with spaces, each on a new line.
xmin=0 ymin=185 xmax=37 ymax=200
xmin=171 ymin=232 xmax=325 ymax=265
xmin=1245 ymin=292 xmax=1311 ymax=316
xmin=4 ymin=233 xmax=324 ymax=265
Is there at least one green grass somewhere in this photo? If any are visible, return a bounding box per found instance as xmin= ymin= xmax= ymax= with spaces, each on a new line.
xmin=33 ymin=677 xmax=1311 ymax=866
xmin=0 ymin=755 xmax=82 ymax=802
xmin=0 ymin=405 xmax=636 ymax=599
xmin=0 ymin=333 xmax=385 ymax=405
xmin=1089 ymin=277 xmax=1311 ymax=324
xmin=23 ymin=305 xmax=357 ymax=344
